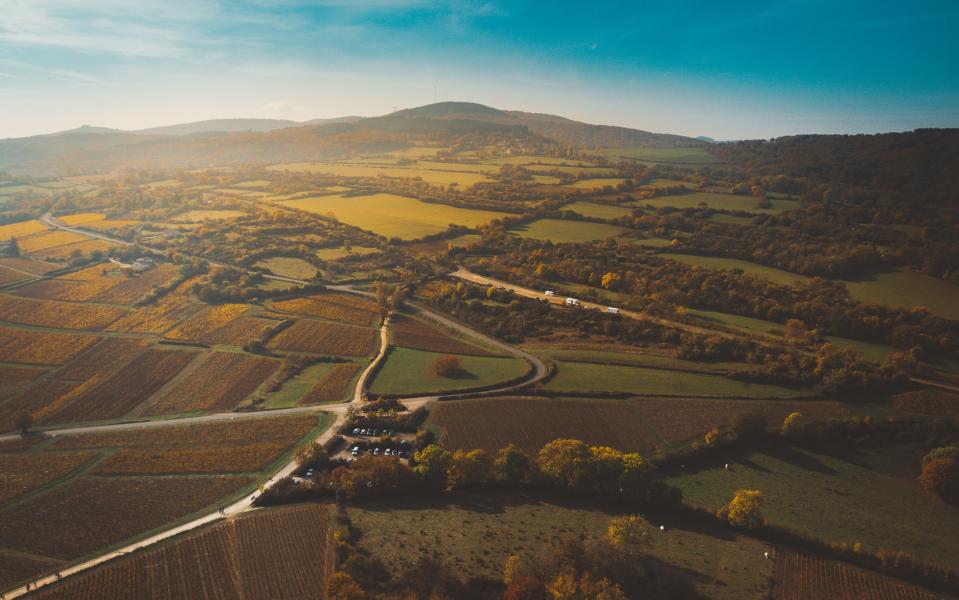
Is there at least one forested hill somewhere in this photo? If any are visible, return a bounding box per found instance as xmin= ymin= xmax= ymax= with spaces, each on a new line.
xmin=710 ymin=129 xmax=959 ymax=202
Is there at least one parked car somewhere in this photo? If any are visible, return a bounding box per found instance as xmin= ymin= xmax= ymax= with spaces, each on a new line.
xmin=373 ymin=448 xmax=381 ymax=455
xmin=545 ymin=290 xmax=556 ymax=296
xmin=606 ymin=306 xmax=620 ymax=314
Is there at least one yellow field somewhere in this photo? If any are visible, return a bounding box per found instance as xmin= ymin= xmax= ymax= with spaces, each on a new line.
xmin=255 ymin=257 xmax=317 ymax=280
xmin=0 ymin=326 xmax=99 ymax=364
xmin=17 ymin=231 xmax=91 ymax=253
xmin=165 ymin=303 xmax=249 ymax=341
xmin=525 ymin=164 xmax=619 ymax=176
xmin=566 ymin=178 xmax=627 ymax=190
xmin=60 ymin=213 xmax=106 ymax=225
xmin=315 ymin=245 xmax=380 ymax=260
xmin=107 ymin=276 xmax=202 ymax=334
xmin=0 ymin=220 xmax=47 ymax=239
xmin=267 ymin=162 xmax=492 ymax=187
xmin=280 ymin=193 xmax=511 ymax=240
xmin=32 ymin=239 xmax=115 ymax=258
xmin=171 ymin=210 xmax=248 ymax=222
xmin=0 ymin=294 xmax=128 ymax=330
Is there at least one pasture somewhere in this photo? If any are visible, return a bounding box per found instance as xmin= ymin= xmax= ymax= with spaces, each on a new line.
xmin=262 ymin=362 xmax=335 ymax=408
xmin=510 ymin=218 xmax=629 ymax=243
xmin=565 ymin=177 xmax=627 ymax=190
xmin=641 ymin=177 xmax=696 ymax=189
xmin=598 ymin=146 xmax=722 ymax=164
xmin=844 ymin=269 xmax=959 ymax=320
xmin=661 ymin=253 xmax=811 ymax=286
xmin=348 ymin=490 xmax=774 ymax=599
xmin=544 ymin=361 xmax=811 ymax=398
xmin=563 ymin=200 xmax=634 ymax=220
xmin=267 ymin=162 xmax=493 ymax=187
xmin=280 ymin=193 xmax=511 ymax=240
xmin=254 ymin=256 xmax=317 ymax=280
xmin=667 ymin=443 xmax=959 ymax=566
xmin=635 ymin=191 xmax=799 ymax=213
xmin=315 ymin=244 xmax=380 ymax=260
xmin=368 ymin=347 xmax=528 ymax=396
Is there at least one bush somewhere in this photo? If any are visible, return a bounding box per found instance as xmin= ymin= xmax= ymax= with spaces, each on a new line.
xmin=918 ymin=458 xmax=959 ymax=503
xmin=432 ymin=354 xmax=467 ymax=378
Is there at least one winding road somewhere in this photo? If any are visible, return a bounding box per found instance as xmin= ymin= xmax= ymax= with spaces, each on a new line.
xmin=4 ymin=218 xmax=549 ymax=598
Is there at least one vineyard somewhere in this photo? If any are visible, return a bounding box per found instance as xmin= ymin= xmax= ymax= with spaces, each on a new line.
xmin=34 ymin=239 xmax=115 ymax=259
xmin=891 ymin=390 xmax=959 ymax=419
xmin=29 ymin=503 xmax=335 ymax=600
xmin=0 ymin=267 xmax=27 ymax=285
xmin=771 ymin=550 xmax=942 ymax=600
xmin=134 ymin=351 xmax=279 ymax=415
xmin=0 ymin=380 xmax=81 ymax=432
xmin=0 ymin=294 xmax=128 ymax=330
xmin=0 ymin=256 xmax=59 ymax=275
xmin=16 ymin=264 xmax=178 ymax=304
xmin=0 ymin=550 xmax=62 ymax=592
xmin=0 ymin=475 xmax=254 ymax=562
xmin=0 ymin=365 xmax=45 ymax=396
xmin=16 ymin=231 xmax=90 ymax=254
xmin=299 ymin=362 xmax=361 ymax=404
xmin=46 ymin=349 xmax=199 ymax=423
xmin=0 ymin=219 xmax=48 ymax=239
xmin=0 ymin=451 xmax=98 ymax=503
xmin=106 ymin=277 xmax=202 ymax=334
xmin=267 ymin=319 xmax=378 ymax=356
xmin=391 ymin=314 xmax=498 ymax=356
xmin=92 ymin=443 xmax=292 ymax=475
xmin=165 ymin=303 xmax=276 ymax=345
xmin=56 ymin=337 xmax=151 ymax=381
xmin=0 ymin=327 xmax=98 ymax=364
xmin=271 ymin=292 xmax=379 ymax=326
xmin=428 ymin=397 xmax=662 ymax=456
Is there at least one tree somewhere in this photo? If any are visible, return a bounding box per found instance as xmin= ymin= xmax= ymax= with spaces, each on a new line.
xmin=495 ymin=444 xmax=532 ymax=484
xmin=16 ymin=413 xmax=31 ymax=435
xmin=503 ymin=575 xmax=546 ymax=600
xmin=537 ymin=439 xmax=593 ymax=491
xmin=7 ymin=237 xmax=19 ymax=257
xmin=413 ymin=444 xmax=451 ymax=487
xmin=922 ymin=446 xmax=959 ymax=466
xmin=606 ymin=515 xmax=648 ymax=557
xmin=432 ymin=355 xmax=466 ymax=378
xmin=784 ymin=319 xmax=808 ymax=340
xmin=326 ymin=572 xmax=366 ymax=600
xmin=782 ymin=412 xmax=803 ymax=435
xmin=503 ymin=554 xmax=525 ymax=586
xmin=918 ymin=458 xmax=959 ymax=503
xmin=601 ymin=272 xmax=622 ymax=290
xmin=722 ymin=489 xmax=764 ymax=529
xmin=446 ymin=449 xmax=493 ymax=489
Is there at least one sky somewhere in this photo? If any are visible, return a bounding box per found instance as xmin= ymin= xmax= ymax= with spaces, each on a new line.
xmin=0 ymin=0 xmax=957 ymax=140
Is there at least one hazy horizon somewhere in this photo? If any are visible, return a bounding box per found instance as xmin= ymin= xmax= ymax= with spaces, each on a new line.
xmin=1 ymin=0 xmax=957 ymax=140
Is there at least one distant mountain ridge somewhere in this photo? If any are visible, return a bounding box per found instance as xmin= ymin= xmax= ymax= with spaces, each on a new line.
xmin=0 ymin=101 xmax=703 ymax=175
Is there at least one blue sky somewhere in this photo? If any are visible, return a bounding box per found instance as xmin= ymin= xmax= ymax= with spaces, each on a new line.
xmin=0 ymin=0 xmax=956 ymax=139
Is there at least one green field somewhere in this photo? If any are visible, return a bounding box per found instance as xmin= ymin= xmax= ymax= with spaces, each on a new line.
xmin=488 ymin=155 xmax=599 ymax=167
xmin=368 ymin=347 xmax=528 ymax=396
xmin=524 ymin=164 xmax=619 ymax=176
xmin=267 ymin=162 xmax=492 ymax=187
xmin=824 ymin=336 xmax=894 ymax=363
xmin=687 ymin=308 xmax=784 ymax=335
xmin=597 ymin=146 xmax=722 ymax=164
xmin=563 ymin=201 xmax=634 ymax=220
xmin=528 ymin=347 xmax=750 ymax=374
xmin=261 ymin=362 xmax=336 ymax=408
xmin=662 ymin=253 xmax=810 ymax=286
xmin=635 ymin=236 xmax=675 ymax=247
xmin=510 ymin=219 xmax=629 ymax=243
xmin=315 ymin=245 xmax=380 ymax=261
xmin=668 ymin=444 xmax=959 ymax=565
xmin=641 ymin=177 xmax=696 ymax=189
xmin=348 ymin=490 xmax=773 ymax=599
xmin=280 ymin=193 xmax=511 ymax=240
xmin=565 ymin=177 xmax=627 ymax=190
xmin=544 ymin=361 xmax=810 ymax=398
xmin=254 ymin=257 xmax=317 ymax=280
xmin=844 ymin=270 xmax=959 ymax=320
xmin=709 ymin=213 xmax=755 ymax=225
xmin=635 ymin=191 xmax=799 ymax=214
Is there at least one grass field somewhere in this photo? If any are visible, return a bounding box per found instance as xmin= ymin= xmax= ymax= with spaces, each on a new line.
xmin=565 ymin=177 xmax=627 ymax=190
xmin=348 ymin=490 xmax=774 ymax=599
xmin=563 ymin=200 xmax=634 ymax=220
xmin=368 ymin=347 xmax=528 ymax=396
xmin=844 ymin=269 xmax=959 ymax=320
xmin=510 ymin=218 xmax=629 ymax=243
xmin=315 ymin=244 xmax=380 ymax=260
xmin=598 ymin=146 xmax=722 ymax=164
xmin=545 ymin=361 xmax=811 ymax=398
xmin=254 ymin=256 xmax=317 ymax=279
xmin=268 ymin=162 xmax=493 ymax=187
xmin=824 ymin=336 xmax=894 ymax=363
xmin=635 ymin=191 xmax=799 ymax=213
xmin=709 ymin=213 xmax=755 ymax=225
xmin=641 ymin=177 xmax=696 ymax=189
xmin=667 ymin=443 xmax=959 ymax=566
xmin=171 ymin=209 xmax=248 ymax=222
xmin=527 ymin=346 xmax=750 ymax=374
xmin=408 ymin=233 xmax=482 ymax=255
xmin=662 ymin=253 xmax=811 ymax=285
xmin=687 ymin=308 xmax=785 ymax=335
xmin=262 ymin=362 xmax=335 ymax=408
xmin=280 ymin=193 xmax=511 ymax=240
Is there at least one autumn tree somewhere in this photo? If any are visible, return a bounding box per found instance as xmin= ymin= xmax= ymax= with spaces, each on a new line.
xmin=607 ymin=515 xmax=648 ymax=558
xmin=721 ymin=489 xmax=764 ymax=529
xmin=919 ymin=458 xmax=959 ymax=503
xmin=495 ymin=444 xmax=533 ymax=483
xmin=601 ymin=272 xmax=622 ymax=290
xmin=922 ymin=446 xmax=959 ymax=466
xmin=413 ymin=444 xmax=452 ymax=488
xmin=432 ymin=354 xmax=467 ymax=378
xmin=782 ymin=412 xmax=803 ymax=435
xmin=326 ymin=572 xmax=365 ymax=600
xmin=446 ymin=449 xmax=493 ymax=489
xmin=537 ymin=438 xmax=593 ymax=491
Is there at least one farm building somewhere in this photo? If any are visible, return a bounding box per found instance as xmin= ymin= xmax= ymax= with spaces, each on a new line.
xmin=131 ymin=257 xmax=155 ymax=272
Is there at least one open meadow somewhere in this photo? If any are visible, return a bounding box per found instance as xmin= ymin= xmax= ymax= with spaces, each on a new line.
xmin=368 ymin=347 xmax=528 ymax=396
xmin=635 ymin=191 xmax=799 ymax=213
xmin=510 ymin=218 xmax=629 ymax=243
xmin=844 ymin=269 xmax=959 ymax=320
xmin=280 ymin=193 xmax=511 ymax=240
xmin=563 ymin=200 xmax=634 ymax=220
xmin=660 ymin=253 xmax=811 ymax=286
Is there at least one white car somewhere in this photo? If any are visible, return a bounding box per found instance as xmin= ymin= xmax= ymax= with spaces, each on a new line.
xmin=545 ymin=290 xmax=556 ymax=296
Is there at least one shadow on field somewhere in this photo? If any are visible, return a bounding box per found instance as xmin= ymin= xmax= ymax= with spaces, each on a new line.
xmin=763 ymin=446 xmax=839 ymax=476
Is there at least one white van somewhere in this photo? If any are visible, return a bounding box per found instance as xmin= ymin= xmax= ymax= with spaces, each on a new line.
xmin=606 ymin=306 xmax=620 ymax=314
xmin=544 ymin=290 xmax=556 ymax=296
xmin=565 ymin=297 xmax=581 ymax=307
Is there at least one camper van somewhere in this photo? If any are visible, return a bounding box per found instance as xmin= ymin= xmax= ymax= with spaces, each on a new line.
xmin=606 ymin=306 xmax=620 ymax=314
xmin=544 ymin=290 xmax=556 ymax=297
xmin=565 ymin=297 xmax=581 ymax=307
